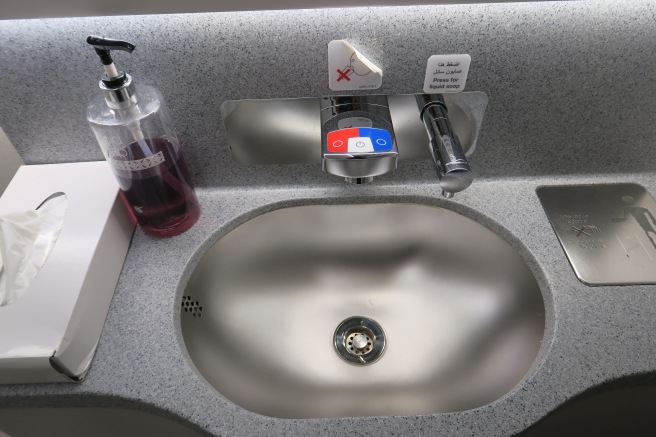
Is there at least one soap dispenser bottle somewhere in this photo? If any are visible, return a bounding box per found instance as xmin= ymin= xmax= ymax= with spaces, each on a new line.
xmin=86 ymin=36 xmax=200 ymax=238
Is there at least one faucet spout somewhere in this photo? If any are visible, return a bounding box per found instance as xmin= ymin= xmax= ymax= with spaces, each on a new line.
xmin=416 ymin=94 xmax=473 ymax=196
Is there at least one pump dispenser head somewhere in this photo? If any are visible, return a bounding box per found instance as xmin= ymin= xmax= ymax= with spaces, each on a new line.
xmin=87 ymin=35 xmax=138 ymax=109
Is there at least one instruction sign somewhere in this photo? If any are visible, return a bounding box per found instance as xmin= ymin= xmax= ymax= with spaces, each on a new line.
xmin=423 ymin=54 xmax=471 ymax=93
xmin=328 ymin=40 xmax=383 ymax=91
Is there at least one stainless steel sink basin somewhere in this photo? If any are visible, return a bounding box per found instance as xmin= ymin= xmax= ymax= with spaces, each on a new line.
xmin=180 ymin=203 xmax=545 ymax=419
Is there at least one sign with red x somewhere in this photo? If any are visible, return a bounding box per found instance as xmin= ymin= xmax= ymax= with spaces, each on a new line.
xmin=328 ymin=40 xmax=382 ymax=91
xmin=336 ymin=68 xmax=351 ymax=81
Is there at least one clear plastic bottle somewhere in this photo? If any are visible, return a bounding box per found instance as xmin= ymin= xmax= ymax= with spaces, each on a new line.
xmin=86 ymin=36 xmax=199 ymax=238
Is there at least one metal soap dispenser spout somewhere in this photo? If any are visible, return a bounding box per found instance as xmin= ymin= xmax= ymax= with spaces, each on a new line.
xmin=416 ymin=94 xmax=473 ymax=198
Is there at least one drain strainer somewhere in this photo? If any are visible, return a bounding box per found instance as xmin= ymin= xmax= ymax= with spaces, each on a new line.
xmin=334 ymin=316 xmax=386 ymax=365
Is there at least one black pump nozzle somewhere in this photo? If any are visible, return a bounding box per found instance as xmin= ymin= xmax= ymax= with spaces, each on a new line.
xmin=87 ymin=35 xmax=136 ymax=87
xmin=86 ymin=35 xmax=135 ymax=65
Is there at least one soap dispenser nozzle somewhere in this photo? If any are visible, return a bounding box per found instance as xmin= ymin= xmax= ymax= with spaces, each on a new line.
xmin=86 ymin=35 xmax=138 ymax=111
xmin=86 ymin=35 xmax=135 ymax=81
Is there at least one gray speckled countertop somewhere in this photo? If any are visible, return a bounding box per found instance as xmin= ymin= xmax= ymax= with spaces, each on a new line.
xmin=1 ymin=172 xmax=655 ymax=436
xmin=2 ymin=1 xmax=656 ymax=188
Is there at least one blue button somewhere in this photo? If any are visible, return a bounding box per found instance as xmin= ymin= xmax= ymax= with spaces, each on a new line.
xmin=358 ymin=128 xmax=393 ymax=152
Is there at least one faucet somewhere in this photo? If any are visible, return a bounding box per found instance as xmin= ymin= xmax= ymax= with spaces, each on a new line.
xmin=320 ymin=93 xmax=472 ymax=195
xmin=416 ymin=94 xmax=473 ymax=198
xmin=320 ymin=95 xmax=398 ymax=184
xmin=221 ymin=92 xmax=486 ymax=192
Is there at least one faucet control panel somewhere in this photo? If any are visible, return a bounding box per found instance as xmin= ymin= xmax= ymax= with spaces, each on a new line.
xmin=320 ymin=95 xmax=398 ymax=183
xmin=326 ymin=128 xmax=394 ymax=154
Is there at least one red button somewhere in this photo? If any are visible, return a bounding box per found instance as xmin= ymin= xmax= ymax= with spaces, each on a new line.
xmin=327 ymin=128 xmax=359 ymax=152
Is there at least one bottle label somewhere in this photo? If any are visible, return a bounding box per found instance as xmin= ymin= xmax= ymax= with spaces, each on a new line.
xmin=112 ymin=151 xmax=165 ymax=171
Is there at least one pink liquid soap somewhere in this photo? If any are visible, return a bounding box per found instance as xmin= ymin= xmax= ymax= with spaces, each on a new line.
xmin=112 ymin=137 xmax=200 ymax=238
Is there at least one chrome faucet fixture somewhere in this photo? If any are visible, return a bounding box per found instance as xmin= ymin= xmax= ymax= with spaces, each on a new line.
xmin=320 ymin=95 xmax=398 ymax=184
xmin=221 ymin=92 xmax=487 ymax=195
xmin=416 ymin=94 xmax=473 ymax=198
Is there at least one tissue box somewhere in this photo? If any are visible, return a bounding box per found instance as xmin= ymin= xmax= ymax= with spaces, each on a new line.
xmin=0 ymin=162 xmax=134 ymax=383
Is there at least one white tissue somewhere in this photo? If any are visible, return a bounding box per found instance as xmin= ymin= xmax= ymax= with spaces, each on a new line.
xmin=0 ymin=194 xmax=67 ymax=307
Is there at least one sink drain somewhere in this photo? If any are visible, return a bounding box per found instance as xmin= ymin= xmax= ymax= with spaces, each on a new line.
xmin=334 ymin=316 xmax=386 ymax=365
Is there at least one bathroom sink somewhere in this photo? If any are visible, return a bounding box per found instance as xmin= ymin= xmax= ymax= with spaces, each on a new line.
xmin=180 ymin=203 xmax=545 ymax=419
